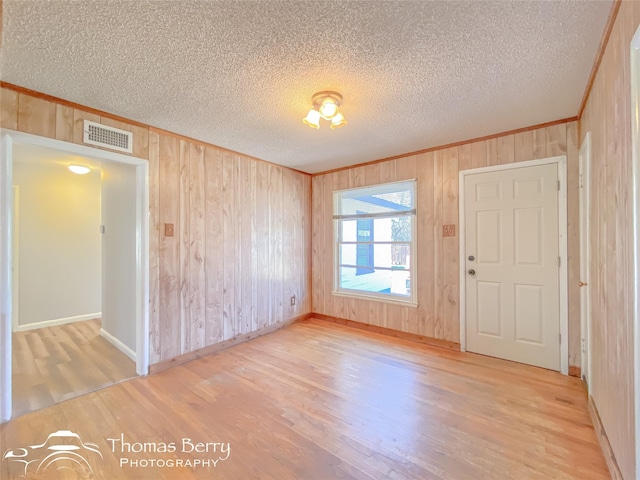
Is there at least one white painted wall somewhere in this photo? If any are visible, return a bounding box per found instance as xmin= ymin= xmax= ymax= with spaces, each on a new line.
xmin=100 ymin=161 xmax=137 ymax=356
xmin=12 ymin=160 xmax=101 ymax=330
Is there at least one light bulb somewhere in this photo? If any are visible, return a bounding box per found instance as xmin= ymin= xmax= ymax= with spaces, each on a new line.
xmin=319 ymin=99 xmax=338 ymax=119
xmin=330 ymin=112 xmax=347 ymax=129
xmin=68 ymin=165 xmax=90 ymax=174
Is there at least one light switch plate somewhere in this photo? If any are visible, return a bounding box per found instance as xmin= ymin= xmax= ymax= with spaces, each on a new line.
xmin=443 ymin=224 xmax=456 ymax=237
xmin=165 ymin=223 xmax=175 ymax=237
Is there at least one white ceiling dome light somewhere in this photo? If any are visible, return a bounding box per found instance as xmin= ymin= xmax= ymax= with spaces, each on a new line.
xmin=68 ymin=164 xmax=91 ymax=175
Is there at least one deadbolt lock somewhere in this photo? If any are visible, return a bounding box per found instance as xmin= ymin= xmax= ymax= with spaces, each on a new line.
xmin=468 ymin=255 xmax=475 ymax=261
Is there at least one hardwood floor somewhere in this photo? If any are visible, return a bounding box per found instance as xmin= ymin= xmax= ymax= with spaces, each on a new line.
xmin=1 ymin=319 xmax=609 ymax=479
xmin=12 ymin=318 xmax=136 ymax=417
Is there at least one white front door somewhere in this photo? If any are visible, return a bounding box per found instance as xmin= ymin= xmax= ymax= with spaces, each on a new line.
xmin=464 ymin=163 xmax=560 ymax=370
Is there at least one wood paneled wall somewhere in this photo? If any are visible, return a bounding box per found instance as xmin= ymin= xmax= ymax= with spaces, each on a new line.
xmin=579 ymin=2 xmax=640 ymax=479
xmin=0 ymin=87 xmax=312 ymax=366
xmin=312 ymin=121 xmax=581 ymax=365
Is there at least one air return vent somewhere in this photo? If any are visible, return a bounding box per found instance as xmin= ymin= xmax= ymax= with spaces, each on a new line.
xmin=83 ymin=120 xmax=133 ymax=154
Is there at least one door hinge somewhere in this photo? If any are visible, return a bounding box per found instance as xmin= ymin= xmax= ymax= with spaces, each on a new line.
xmin=579 ymin=174 xmax=583 ymax=188
xmin=557 ymin=180 xmax=561 ymax=191
xmin=559 ymin=333 xmax=562 ymax=344
xmin=557 ymin=256 xmax=561 ymax=267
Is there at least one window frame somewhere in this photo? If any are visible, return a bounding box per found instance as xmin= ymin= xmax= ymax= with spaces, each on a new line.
xmin=332 ymin=179 xmax=418 ymax=307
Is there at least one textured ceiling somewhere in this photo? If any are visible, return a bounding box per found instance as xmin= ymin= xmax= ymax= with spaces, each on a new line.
xmin=1 ymin=1 xmax=611 ymax=173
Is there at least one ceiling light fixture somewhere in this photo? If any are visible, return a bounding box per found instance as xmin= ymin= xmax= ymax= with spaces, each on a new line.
xmin=68 ymin=164 xmax=91 ymax=175
xmin=303 ymin=91 xmax=348 ymax=129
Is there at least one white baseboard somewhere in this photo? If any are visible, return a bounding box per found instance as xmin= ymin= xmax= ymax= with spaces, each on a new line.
xmin=14 ymin=312 xmax=102 ymax=332
xmin=100 ymin=328 xmax=136 ymax=362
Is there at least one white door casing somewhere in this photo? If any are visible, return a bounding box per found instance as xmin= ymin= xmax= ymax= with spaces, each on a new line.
xmin=0 ymin=135 xmax=12 ymax=422
xmin=579 ymin=132 xmax=592 ymax=387
xmin=459 ymin=157 xmax=568 ymax=373
xmin=11 ymin=187 xmax=19 ymax=332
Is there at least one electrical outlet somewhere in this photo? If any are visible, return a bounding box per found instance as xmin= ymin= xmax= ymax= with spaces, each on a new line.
xmin=164 ymin=223 xmax=174 ymax=237
xmin=443 ymin=224 xmax=456 ymax=237
xmin=290 ymin=295 xmax=296 ymax=306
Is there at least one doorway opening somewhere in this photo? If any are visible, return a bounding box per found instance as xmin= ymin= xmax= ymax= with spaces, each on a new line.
xmin=0 ymin=130 xmax=149 ymax=423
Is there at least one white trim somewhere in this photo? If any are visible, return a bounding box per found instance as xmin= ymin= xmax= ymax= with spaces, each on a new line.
xmin=458 ymin=155 xmax=569 ymax=375
xmin=0 ymin=131 xmax=13 ymax=422
xmin=579 ymin=131 xmax=592 ymax=388
xmin=11 ymin=187 xmax=18 ymax=333
xmin=100 ymin=328 xmax=137 ymax=362
xmin=459 ymin=155 xmax=563 ymax=174
xmin=0 ymin=129 xmax=150 ymax=423
xmin=558 ymin=156 xmax=569 ymax=376
xmin=332 ymin=178 xmax=417 ymax=195
xmin=13 ymin=313 xmax=102 ymax=332
xmin=459 ymin=184 xmax=467 ymax=351
xmin=136 ymin=150 xmax=150 ymax=378
xmin=331 ymin=290 xmax=418 ymax=307
xmin=629 ymin=24 xmax=640 ymax=480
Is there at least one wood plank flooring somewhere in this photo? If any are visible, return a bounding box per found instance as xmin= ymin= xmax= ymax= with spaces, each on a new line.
xmin=1 ymin=319 xmax=609 ymax=479
xmin=12 ymin=318 xmax=136 ymax=417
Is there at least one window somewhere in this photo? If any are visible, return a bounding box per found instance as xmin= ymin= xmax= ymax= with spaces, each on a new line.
xmin=333 ymin=180 xmax=417 ymax=305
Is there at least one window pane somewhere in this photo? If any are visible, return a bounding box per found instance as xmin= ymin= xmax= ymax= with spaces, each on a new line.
xmin=340 ymin=266 xmax=411 ymax=297
xmin=356 ymin=217 xmax=373 ymax=242
xmin=372 ymin=244 xmax=392 ymax=268
xmin=390 ymin=216 xmax=411 ymax=242
xmin=341 ymin=220 xmax=357 ymax=242
xmin=339 ymin=244 xmax=357 ymax=266
xmin=371 ymin=216 xmax=411 ymax=242
xmin=391 ymin=243 xmax=411 ymax=267
xmin=373 ymin=218 xmax=392 ymax=241
xmin=337 ymin=181 xmax=414 ymax=216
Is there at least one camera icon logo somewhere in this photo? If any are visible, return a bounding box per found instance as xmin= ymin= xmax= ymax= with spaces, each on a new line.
xmin=3 ymin=430 xmax=103 ymax=478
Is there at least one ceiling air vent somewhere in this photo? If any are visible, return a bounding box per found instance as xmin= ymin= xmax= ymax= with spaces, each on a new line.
xmin=83 ymin=120 xmax=133 ymax=154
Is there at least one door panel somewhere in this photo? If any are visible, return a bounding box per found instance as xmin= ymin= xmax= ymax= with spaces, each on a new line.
xmin=476 ymin=210 xmax=502 ymax=263
xmin=476 ymin=282 xmax=502 ymax=337
xmin=514 ymin=284 xmax=544 ymax=344
xmin=514 ymin=208 xmax=542 ymax=265
xmin=465 ymin=163 xmax=560 ymax=370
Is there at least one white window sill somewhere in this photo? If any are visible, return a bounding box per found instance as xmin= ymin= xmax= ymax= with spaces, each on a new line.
xmin=332 ymin=290 xmax=418 ymax=308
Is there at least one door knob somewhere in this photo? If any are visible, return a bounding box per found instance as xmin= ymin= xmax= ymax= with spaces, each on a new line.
xmin=468 ymin=269 xmax=476 ymax=276
xmin=579 ymin=281 xmax=588 ymax=287
xmin=468 ymin=255 xmax=475 ymax=261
